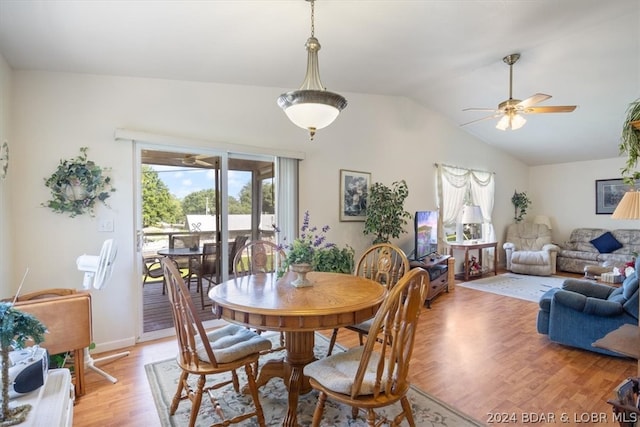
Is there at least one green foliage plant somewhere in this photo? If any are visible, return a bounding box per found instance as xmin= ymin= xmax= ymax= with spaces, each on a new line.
xmin=511 ymin=190 xmax=531 ymax=223
xmin=278 ymin=211 xmax=355 ymax=277
xmin=313 ymin=245 xmax=355 ymax=274
xmin=363 ymin=180 xmax=411 ymax=244
xmin=43 ymin=147 xmax=115 ymax=217
xmin=619 ymin=98 xmax=640 ymax=185
xmin=0 ymin=302 xmax=47 ymax=425
xmin=182 ymin=189 xmax=218 ymax=215
xmin=142 ymin=165 xmax=182 ymax=227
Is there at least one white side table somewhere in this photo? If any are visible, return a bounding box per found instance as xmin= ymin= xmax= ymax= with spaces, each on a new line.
xmin=12 ymin=369 xmax=74 ymax=427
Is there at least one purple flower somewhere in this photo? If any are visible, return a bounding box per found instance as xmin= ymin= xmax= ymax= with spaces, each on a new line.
xmin=277 ymin=211 xmax=337 ymax=260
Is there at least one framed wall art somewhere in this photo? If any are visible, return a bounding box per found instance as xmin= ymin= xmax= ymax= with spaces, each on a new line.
xmin=339 ymin=169 xmax=370 ymax=221
xmin=595 ymin=178 xmax=638 ymax=214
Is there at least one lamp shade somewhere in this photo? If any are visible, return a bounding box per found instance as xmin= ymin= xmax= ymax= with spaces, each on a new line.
xmin=533 ymin=215 xmax=552 ymax=230
xmin=460 ymin=205 xmax=483 ymax=224
xmin=612 ymin=191 xmax=640 ymax=219
xmin=278 ymin=90 xmax=346 ymax=131
xmin=496 ymin=112 xmax=526 ymax=131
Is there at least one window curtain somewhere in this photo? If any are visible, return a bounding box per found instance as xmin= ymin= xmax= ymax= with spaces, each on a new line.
xmin=435 ymin=165 xmax=468 ymax=246
xmin=469 ymin=170 xmax=496 ymax=244
xmin=276 ymin=157 xmax=299 ymax=247
xmin=436 ymin=164 xmax=496 ymax=270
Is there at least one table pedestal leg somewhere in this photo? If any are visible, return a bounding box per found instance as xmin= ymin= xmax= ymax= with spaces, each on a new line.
xmin=253 ymin=358 xmax=286 ymax=389
xmin=282 ymin=331 xmax=316 ymax=427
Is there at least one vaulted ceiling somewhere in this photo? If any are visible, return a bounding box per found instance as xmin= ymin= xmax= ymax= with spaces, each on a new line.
xmin=0 ymin=0 xmax=638 ymax=166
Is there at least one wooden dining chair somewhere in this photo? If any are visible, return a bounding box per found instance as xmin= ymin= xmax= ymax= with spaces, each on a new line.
xmin=160 ymin=257 xmax=272 ymax=427
xmin=326 ymin=243 xmax=409 ymax=356
xmin=232 ymin=239 xmax=287 ymax=352
xmin=304 ymin=267 xmax=428 ymax=427
xmin=232 ymin=240 xmax=286 ymax=277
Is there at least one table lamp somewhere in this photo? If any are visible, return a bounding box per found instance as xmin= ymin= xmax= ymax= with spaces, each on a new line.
xmin=460 ymin=205 xmax=483 ymax=243
xmin=612 ymin=190 xmax=640 ymax=220
xmin=611 ymin=188 xmax=640 ymax=374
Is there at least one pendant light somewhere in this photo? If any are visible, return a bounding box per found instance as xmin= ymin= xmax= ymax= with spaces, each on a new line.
xmin=277 ymin=0 xmax=347 ymax=141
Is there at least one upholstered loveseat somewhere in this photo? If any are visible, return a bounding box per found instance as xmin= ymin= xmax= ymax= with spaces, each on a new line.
xmin=557 ymin=228 xmax=640 ymax=274
xmin=537 ymin=257 xmax=640 ymax=357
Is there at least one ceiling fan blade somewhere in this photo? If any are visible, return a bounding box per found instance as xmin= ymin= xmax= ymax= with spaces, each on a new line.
xmin=525 ymin=105 xmax=577 ymax=114
xmin=195 ymin=159 xmax=212 ymax=167
xmin=517 ymin=93 xmax=551 ymax=109
xmin=460 ymin=113 xmax=502 ymax=127
xmin=462 ymin=54 xmax=577 ymax=126
xmin=463 ymin=107 xmax=498 ymax=112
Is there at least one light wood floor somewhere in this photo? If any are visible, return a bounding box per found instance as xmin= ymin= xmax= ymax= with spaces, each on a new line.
xmin=74 ymin=272 xmax=637 ymax=426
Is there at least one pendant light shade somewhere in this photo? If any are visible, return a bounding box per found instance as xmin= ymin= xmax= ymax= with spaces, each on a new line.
xmin=277 ymin=0 xmax=347 ymax=140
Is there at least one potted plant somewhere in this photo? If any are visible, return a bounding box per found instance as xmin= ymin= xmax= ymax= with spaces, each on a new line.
xmin=511 ymin=190 xmax=531 ymax=223
xmin=619 ymin=98 xmax=640 ymax=184
xmin=0 ymin=302 xmax=47 ymax=426
xmin=43 ymin=147 xmax=116 ymax=217
xmin=313 ymin=245 xmax=355 ymax=274
xmin=278 ymin=211 xmax=355 ymax=285
xmin=363 ymin=180 xmax=411 ymax=244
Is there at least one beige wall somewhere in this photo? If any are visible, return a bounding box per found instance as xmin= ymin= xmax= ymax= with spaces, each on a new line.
xmin=0 ymin=53 xmax=11 ymax=296
xmin=529 ymin=157 xmax=630 ymax=246
xmin=8 ymin=68 xmax=528 ymax=352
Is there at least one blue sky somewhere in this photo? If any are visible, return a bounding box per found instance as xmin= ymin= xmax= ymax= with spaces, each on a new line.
xmin=151 ymin=165 xmax=250 ymax=200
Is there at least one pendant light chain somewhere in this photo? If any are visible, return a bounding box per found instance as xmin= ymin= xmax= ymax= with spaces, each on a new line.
xmin=277 ymin=0 xmax=347 ymax=140
xmin=310 ymin=0 xmax=315 ymax=38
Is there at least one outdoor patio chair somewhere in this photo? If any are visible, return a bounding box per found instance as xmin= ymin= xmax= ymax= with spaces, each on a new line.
xmin=142 ymin=255 xmax=166 ymax=294
xmin=170 ymin=234 xmax=201 ymax=286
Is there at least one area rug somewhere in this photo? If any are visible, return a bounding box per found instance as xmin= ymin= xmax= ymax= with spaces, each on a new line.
xmin=145 ymin=332 xmax=485 ymax=427
xmin=458 ymin=272 xmax=566 ymax=302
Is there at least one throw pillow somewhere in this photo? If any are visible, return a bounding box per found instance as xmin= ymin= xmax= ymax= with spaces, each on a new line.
xmin=590 ymin=232 xmax=623 ymax=254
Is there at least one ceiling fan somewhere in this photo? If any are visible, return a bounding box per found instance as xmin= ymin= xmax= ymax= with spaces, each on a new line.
xmin=181 ymin=154 xmax=218 ymax=167
xmin=461 ymin=53 xmax=577 ymax=130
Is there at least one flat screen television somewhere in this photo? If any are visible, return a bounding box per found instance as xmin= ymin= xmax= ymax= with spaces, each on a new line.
xmin=414 ymin=210 xmax=438 ymax=261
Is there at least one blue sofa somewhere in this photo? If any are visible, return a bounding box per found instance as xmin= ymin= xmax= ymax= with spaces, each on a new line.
xmin=537 ymin=258 xmax=639 ymax=357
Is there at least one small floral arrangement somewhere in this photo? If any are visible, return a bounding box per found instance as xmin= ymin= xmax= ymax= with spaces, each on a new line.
xmin=277 ymin=211 xmax=354 ymax=277
xmin=43 ymin=147 xmax=115 ymax=217
xmin=469 ymin=256 xmax=482 ymax=275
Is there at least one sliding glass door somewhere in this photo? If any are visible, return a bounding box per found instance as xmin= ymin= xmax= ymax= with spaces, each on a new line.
xmin=136 ymin=144 xmax=277 ymax=341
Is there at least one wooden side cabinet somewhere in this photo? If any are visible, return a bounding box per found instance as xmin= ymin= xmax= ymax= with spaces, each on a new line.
xmin=409 ymin=255 xmax=455 ymax=308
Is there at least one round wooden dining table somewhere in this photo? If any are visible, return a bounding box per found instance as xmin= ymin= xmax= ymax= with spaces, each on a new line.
xmin=208 ymin=271 xmax=386 ymax=427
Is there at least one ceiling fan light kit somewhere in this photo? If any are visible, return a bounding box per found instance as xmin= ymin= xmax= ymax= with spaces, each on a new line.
xmin=277 ymin=0 xmax=347 ymax=141
xmin=462 ymin=53 xmax=577 ymax=131
xmin=182 ymin=154 xmax=217 ymax=168
xmin=496 ymin=112 xmax=526 ymax=131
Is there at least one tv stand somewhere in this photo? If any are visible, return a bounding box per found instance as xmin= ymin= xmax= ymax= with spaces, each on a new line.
xmin=409 ymin=254 xmax=455 ymax=308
